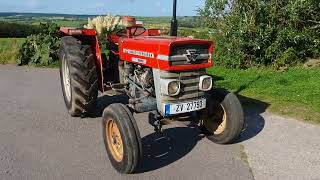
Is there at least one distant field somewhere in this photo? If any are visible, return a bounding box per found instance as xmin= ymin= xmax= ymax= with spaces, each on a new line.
xmin=0 ymin=38 xmax=25 ymax=64
xmin=0 ymin=13 xmax=88 ymax=28
xmin=209 ymin=67 xmax=320 ymax=123
xmin=136 ymin=16 xmax=171 ymax=24
xmin=31 ymin=20 xmax=87 ymax=28
xmin=0 ymin=13 xmax=201 ymax=29
xmin=1 ymin=16 xmax=170 ymax=29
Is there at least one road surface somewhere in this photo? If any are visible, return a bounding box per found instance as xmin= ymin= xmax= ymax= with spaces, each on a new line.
xmin=0 ymin=65 xmax=319 ymax=180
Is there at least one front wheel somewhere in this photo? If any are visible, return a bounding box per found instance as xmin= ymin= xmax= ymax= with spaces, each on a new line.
xmin=102 ymin=104 xmax=142 ymax=174
xmin=201 ymin=88 xmax=244 ymax=144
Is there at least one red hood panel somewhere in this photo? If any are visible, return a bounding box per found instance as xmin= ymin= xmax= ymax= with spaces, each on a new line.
xmin=119 ymin=36 xmax=214 ymax=71
xmin=127 ymin=36 xmax=212 ymax=45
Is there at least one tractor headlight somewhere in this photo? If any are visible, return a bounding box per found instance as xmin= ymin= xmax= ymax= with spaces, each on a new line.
xmin=161 ymin=79 xmax=181 ymax=96
xmin=168 ymin=81 xmax=180 ymax=95
xmin=199 ymin=75 xmax=213 ymax=91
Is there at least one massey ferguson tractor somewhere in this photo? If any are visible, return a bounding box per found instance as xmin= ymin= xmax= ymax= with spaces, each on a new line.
xmin=58 ymin=0 xmax=244 ymax=174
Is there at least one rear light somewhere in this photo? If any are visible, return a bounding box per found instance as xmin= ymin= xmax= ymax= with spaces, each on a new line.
xmin=69 ymin=29 xmax=83 ymax=35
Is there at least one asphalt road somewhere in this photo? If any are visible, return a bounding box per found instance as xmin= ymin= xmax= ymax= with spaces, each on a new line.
xmin=0 ymin=65 xmax=319 ymax=180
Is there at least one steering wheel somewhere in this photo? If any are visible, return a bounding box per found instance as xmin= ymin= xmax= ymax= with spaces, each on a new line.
xmin=116 ymin=29 xmax=127 ymax=37
xmin=131 ymin=26 xmax=146 ymax=36
xmin=116 ymin=26 xmax=147 ymax=37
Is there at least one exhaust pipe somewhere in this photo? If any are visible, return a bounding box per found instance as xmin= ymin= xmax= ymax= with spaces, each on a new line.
xmin=170 ymin=0 xmax=178 ymax=36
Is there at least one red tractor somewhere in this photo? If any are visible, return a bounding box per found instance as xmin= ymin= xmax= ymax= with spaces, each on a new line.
xmin=59 ymin=0 xmax=244 ymax=174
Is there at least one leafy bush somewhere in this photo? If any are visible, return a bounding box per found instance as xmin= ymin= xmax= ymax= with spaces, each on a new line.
xmin=17 ymin=23 xmax=60 ymax=66
xmin=199 ymin=0 xmax=320 ymax=68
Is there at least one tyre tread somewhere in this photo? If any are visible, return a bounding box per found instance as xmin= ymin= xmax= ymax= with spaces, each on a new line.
xmin=59 ymin=36 xmax=98 ymax=117
xmin=102 ymin=104 xmax=141 ymax=174
xmin=204 ymin=88 xmax=244 ymax=144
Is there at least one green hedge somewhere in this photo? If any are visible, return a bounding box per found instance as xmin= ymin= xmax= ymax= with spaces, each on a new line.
xmin=0 ymin=21 xmax=41 ymax=38
xmin=199 ymin=0 xmax=320 ymax=68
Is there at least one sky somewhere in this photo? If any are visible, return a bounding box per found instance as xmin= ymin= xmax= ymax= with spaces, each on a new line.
xmin=0 ymin=0 xmax=204 ymax=16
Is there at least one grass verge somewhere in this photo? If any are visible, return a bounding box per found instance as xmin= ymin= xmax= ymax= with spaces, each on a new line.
xmin=0 ymin=38 xmax=25 ymax=64
xmin=208 ymin=66 xmax=320 ymax=123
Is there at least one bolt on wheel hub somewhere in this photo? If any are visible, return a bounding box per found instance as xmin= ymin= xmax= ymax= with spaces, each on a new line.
xmin=106 ymin=119 xmax=124 ymax=162
xmin=62 ymin=55 xmax=71 ymax=102
xmin=204 ymin=104 xmax=227 ymax=135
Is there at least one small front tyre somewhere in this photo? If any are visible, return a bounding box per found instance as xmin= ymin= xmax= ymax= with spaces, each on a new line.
xmin=102 ymin=104 xmax=142 ymax=174
xmin=201 ymin=88 xmax=244 ymax=144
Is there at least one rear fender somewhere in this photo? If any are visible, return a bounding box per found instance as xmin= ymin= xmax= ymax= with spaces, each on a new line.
xmin=60 ymin=28 xmax=104 ymax=92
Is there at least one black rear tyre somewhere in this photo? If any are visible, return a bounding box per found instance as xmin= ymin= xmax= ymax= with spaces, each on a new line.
xmin=102 ymin=104 xmax=142 ymax=174
xmin=201 ymin=88 xmax=244 ymax=144
xmin=59 ymin=36 xmax=98 ymax=117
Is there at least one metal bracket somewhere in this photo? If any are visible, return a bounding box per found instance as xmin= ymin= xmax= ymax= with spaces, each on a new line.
xmin=149 ymin=111 xmax=163 ymax=132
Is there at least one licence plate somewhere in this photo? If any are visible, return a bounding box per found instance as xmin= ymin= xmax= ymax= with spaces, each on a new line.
xmin=165 ymin=99 xmax=206 ymax=115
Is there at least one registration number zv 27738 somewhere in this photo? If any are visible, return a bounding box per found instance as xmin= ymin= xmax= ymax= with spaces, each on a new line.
xmin=165 ymin=99 xmax=206 ymax=115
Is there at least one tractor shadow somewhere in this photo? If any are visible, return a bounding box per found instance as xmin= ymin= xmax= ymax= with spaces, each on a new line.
xmin=135 ymin=96 xmax=268 ymax=173
xmin=235 ymin=95 xmax=269 ymax=143
xmin=92 ymin=94 xmax=129 ymax=117
xmin=136 ymin=123 xmax=204 ymax=173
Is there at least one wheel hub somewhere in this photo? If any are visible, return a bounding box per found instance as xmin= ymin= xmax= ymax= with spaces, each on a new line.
xmin=204 ymin=103 xmax=227 ymax=135
xmin=62 ymin=55 xmax=71 ymax=102
xmin=106 ymin=119 xmax=123 ymax=162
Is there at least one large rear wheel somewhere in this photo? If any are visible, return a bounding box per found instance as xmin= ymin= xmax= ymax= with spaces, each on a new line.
xmin=59 ymin=36 xmax=98 ymax=117
xmin=102 ymin=104 xmax=142 ymax=174
xmin=201 ymin=88 xmax=244 ymax=144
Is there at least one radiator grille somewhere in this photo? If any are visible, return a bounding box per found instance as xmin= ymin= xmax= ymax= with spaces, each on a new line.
xmin=160 ymin=69 xmax=206 ymax=103
xmin=169 ymin=44 xmax=210 ymax=65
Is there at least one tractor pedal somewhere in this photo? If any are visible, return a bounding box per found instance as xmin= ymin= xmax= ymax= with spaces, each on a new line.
xmin=103 ymin=90 xmax=118 ymax=96
xmin=103 ymin=83 xmax=126 ymax=96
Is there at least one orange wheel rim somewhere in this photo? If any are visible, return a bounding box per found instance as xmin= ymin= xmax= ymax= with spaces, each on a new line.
xmin=204 ymin=104 xmax=227 ymax=135
xmin=213 ymin=105 xmax=227 ymax=134
xmin=106 ymin=119 xmax=123 ymax=162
